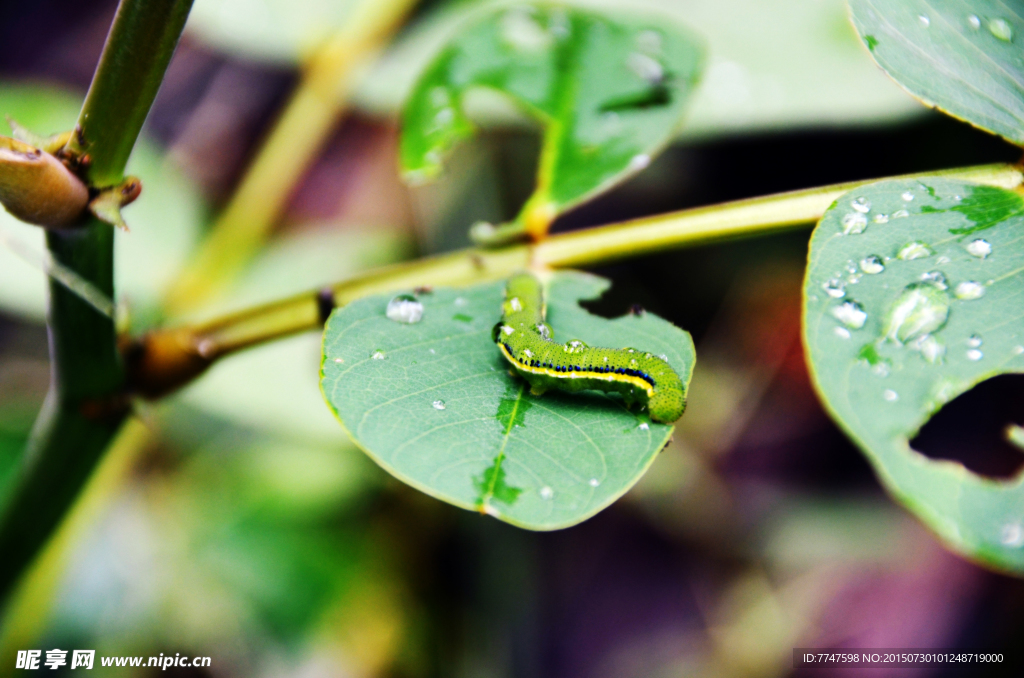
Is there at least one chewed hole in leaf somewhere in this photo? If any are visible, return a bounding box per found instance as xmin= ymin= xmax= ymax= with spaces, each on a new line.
xmin=911 ymin=375 xmax=1024 ymax=479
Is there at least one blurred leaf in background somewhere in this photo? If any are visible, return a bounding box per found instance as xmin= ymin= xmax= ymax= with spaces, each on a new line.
xmin=356 ymin=0 xmax=922 ymax=137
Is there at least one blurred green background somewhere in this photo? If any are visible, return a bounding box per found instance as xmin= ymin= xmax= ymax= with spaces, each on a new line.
xmin=1 ymin=0 xmax=1024 ymax=676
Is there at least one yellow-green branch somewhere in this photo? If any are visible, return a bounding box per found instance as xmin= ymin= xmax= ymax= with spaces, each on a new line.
xmin=128 ymin=162 xmax=1022 ymax=397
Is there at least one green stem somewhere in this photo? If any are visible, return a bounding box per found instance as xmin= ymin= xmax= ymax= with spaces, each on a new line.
xmin=0 ymin=0 xmax=194 ymax=608
xmin=65 ymin=0 xmax=195 ymax=187
xmin=130 ymin=162 xmax=1022 ymax=396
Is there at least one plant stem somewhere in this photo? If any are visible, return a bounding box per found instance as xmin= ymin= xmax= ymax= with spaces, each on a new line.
xmin=129 ymin=162 xmax=1022 ymax=397
xmin=163 ymin=0 xmax=418 ymax=316
xmin=0 ymin=0 xmax=194 ymax=607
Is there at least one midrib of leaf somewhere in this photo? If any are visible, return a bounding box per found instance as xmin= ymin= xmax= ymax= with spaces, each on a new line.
xmin=519 ymin=14 xmax=584 ymax=229
xmin=479 ymin=381 xmax=527 ymax=510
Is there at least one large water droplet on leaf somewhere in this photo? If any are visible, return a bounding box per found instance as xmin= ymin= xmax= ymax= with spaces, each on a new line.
xmin=386 ymin=294 xmax=425 ymax=324
xmin=882 ymin=282 xmax=950 ymax=344
xmin=966 ymin=239 xmax=992 ymax=258
xmin=989 ymin=18 xmax=1013 ymax=41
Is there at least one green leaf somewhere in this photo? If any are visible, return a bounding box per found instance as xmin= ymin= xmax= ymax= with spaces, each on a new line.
xmin=849 ymin=0 xmax=1024 ymax=144
xmin=173 ymin=228 xmax=412 ymax=442
xmin=320 ymin=271 xmax=695 ymax=530
xmin=400 ymin=4 xmax=704 ymax=226
xmin=0 ymin=83 xmax=204 ymax=327
xmin=804 ymin=176 xmax=1024 ymax=572
xmin=357 ymin=0 xmax=921 ymax=137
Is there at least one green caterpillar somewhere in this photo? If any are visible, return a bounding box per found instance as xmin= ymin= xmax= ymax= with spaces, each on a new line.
xmin=492 ymin=272 xmax=686 ymax=423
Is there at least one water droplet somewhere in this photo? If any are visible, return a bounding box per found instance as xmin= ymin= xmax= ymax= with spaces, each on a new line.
xmin=333 ymin=357 xmax=344 ymax=363
xmin=989 ymin=17 xmax=1013 ymax=41
xmin=628 ymin=154 xmax=651 ymax=171
xmin=882 ymin=283 xmax=950 ymax=344
xmin=509 ymin=296 xmax=523 ymax=312
xmin=919 ymin=14 xmax=930 ymax=26
xmin=872 ymin=362 xmax=890 ymax=377
xmin=936 ymin=255 xmax=951 ymax=265
xmin=883 ymin=389 xmax=899 ymax=401
xmin=429 ymin=348 xmax=436 ymax=354
xmin=823 ymin=279 xmax=846 ymax=298
xmin=371 ymin=350 xmax=386 ymax=360
xmin=1001 ymin=523 xmax=1024 ymax=547
xmin=589 ymin=478 xmax=601 ymax=487
xmin=841 ymin=212 xmax=868 ymax=234
xmin=910 ymin=334 xmax=946 ymax=363
xmin=535 ymin=323 xmax=551 ymax=339
xmin=967 ymin=334 xmax=983 ymax=348
xmin=834 ymin=327 xmax=851 ymax=339
xmin=851 ymin=197 xmax=871 ymax=213
xmin=897 ymin=242 xmax=932 ymax=260
xmin=386 ymin=294 xmax=424 ymax=323
xmin=967 ymin=349 xmax=984 ymax=361
xmin=454 ymin=297 xmax=468 ymax=307
xmin=860 ymin=255 xmax=885 ymax=274
xmin=626 ymin=51 xmax=664 ymax=83
xmin=831 ymin=300 xmax=868 ymax=329
xmin=432 ymin=400 xmax=446 ymax=410
xmin=901 ymin=191 xmax=915 ymax=201
xmin=954 ymin=281 xmax=985 ymax=300
xmin=873 ymin=213 xmax=889 ymax=224
xmin=966 ymin=239 xmax=992 ymax=258
xmin=501 ymin=325 xmax=515 ymax=336
xmin=919 ymin=271 xmax=947 ymax=290
xmin=539 ymin=486 xmax=554 ymax=500
xmin=1014 ymin=346 xmax=1024 ymax=355
xmin=892 ymin=209 xmax=910 ymax=218
xmin=638 ymin=422 xmax=650 ymax=431
xmin=968 ymin=14 xmax=981 ymax=29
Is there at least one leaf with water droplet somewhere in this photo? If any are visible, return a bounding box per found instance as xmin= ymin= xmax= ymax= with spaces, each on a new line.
xmin=400 ymin=5 xmax=704 ymax=240
xmin=805 ymin=177 xmax=1024 ymax=573
xmin=849 ymin=0 xmax=1024 ymax=144
xmin=321 ymin=271 xmax=695 ymax=530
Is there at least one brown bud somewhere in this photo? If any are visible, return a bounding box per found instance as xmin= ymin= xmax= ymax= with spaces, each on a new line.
xmin=0 ymin=135 xmax=89 ymax=228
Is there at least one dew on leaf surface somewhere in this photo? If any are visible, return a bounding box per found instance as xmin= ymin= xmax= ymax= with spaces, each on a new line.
xmin=883 ymin=389 xmax=899 ymax=401
xmin=882 ymin=282 xmax=950 ymax=344
xmin=897 ymin=242 xmax=932 ymax=260
xmin=831 ymin=300 xmax=868 ymax=329
xmin=851 ymin=197 xmax=871 ymax=213
xmin=860 ymin=255 xmax=885 ymax=274
xmin=386 ymin=294 xmax=425 ymax=324
xmin=966 ymin=239 xmax=992 ymax=258
xmin=989 ymin=17 xmax=1013 ymax=41
xmin=432 ymin=399 xmax=446 ymax=410
xmin=954 ymin=281 xmax=985 ymax=300
xmin=842 ymin=212 xmax=868 ymax=234
xmin=823 ymin=278 xmax=846 ymax=298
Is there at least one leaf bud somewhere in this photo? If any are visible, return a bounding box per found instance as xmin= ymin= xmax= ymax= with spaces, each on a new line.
xmin=0 ymin=135 xmax=89 ymax=228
